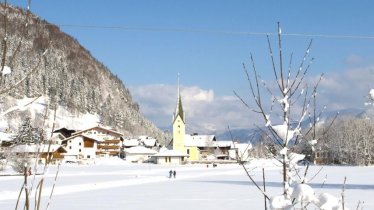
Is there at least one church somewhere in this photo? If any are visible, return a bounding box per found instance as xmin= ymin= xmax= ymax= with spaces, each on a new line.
xmin=171 ymin=81 xmax=236 ymax=162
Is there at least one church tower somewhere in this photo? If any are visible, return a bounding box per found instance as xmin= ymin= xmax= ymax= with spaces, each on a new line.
xmin=172 ymin=75 xmax=186 ymax=153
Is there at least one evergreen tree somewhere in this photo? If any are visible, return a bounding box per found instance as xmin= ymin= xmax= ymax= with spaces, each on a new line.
xmin=13 ymin=117 xmax=43 ymax=145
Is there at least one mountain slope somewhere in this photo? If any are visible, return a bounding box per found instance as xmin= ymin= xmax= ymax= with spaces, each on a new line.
xmin=0 ymin=4 xmax=168 ymax=140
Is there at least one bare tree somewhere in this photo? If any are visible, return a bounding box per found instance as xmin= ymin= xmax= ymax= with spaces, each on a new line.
xmin=235 ymin=23 xmax=346 ymax=209
xmin=316 ymin=117 xmax=374 ymax=165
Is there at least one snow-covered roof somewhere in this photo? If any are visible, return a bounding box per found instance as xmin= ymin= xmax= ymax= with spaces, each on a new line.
xmin=124 ymin=146 xmax=157 ymax=155
xmin=153 ymin=148 xmax=188 ymax=157
xmin=73 ymin=125 xmax=123 ymax=136
xmin=216 ymin=140 xmax=233 ymax=147
xmin=62 ymin=134 xmax=103 ymax=142
xmin=0 ymin=132 xmax=15 ymax=141
xmin=11 ymin=144 xmax=67 ymax=153
xmin=143 ymin=138 xmax=157 ymax=147
xmin=123 ymin=139 xmax=139 ymax=147
xmin=184 ymin=134 xmax=216 ymax=147
xmin=232 ymin=143 xmax=252 ymax=150
xmin=184 ymin=135 xmax=232 ymax=148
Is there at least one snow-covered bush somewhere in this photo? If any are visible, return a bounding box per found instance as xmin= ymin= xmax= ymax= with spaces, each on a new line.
xmin=8 ymin=154 xmax=32 ymax=173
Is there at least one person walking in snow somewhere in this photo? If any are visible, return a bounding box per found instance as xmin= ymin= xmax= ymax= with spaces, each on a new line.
xmin=173 ymin=170 xmax=176 ymax=178
xmin=169 ymin=170 xmax=173 ymax=178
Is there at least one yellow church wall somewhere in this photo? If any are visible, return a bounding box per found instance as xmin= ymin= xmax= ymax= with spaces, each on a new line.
xmin=186 ymin=147 xmax=200 ymax=161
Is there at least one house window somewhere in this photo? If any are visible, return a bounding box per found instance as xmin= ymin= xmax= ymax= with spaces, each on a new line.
xmin=165 ymin=157 xmax=168 ymax=163
xmin=87 ymin=155 xmax=91 ymax=159
xmin=187 ymin=149 xmax=190 ymax=155
xmin=168 ymin=157 xmax=171 ymax=162
xmin=79 ymin=142 xmax=81 ymax=146
xmin=69 ymin=140 xmax=72 ymax=143
xmin=69 ymin=146 xmax=72 ymax=149
xmin=79 ymin=149 xmax=81 ymax=152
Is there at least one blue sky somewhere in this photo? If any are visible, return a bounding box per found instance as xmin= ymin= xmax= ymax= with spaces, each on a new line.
xmin=8 ymin=0 xmax=374 ymax=134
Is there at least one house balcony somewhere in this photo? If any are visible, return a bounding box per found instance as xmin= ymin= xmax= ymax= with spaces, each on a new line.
xmin=97 ymin=145 xmax=120 ymax=150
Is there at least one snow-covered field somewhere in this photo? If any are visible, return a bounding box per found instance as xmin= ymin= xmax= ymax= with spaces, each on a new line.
xmin=0 ymin=158 xmax=373 ymax=210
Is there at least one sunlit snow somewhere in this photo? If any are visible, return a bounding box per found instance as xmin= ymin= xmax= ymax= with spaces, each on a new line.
xmin=0 ymin=159 xmax=372 ymax=210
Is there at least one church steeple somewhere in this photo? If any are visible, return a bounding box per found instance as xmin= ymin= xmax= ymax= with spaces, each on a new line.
xmin=173 ymin=74 xmax=185 ymax=123
xmin=172 ymin=74 xmax=186 ymax=153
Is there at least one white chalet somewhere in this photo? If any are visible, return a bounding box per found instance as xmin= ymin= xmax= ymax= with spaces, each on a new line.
xmin=61 ymin=126 xmax=123 ymax=161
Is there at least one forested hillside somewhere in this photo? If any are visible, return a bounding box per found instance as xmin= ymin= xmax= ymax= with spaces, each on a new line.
xmin=0 ymin=4 xmax=168 ymax=140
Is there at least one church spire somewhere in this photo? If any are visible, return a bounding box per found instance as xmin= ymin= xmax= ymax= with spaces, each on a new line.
xmin=174 ymin=73 xmax=185 ymax=123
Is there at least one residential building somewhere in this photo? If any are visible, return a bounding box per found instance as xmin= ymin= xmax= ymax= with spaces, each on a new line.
xmin=10 ymin=144 xmax=67 ymax=164
xmin=61 ymin=126 xmax=123 ymax=161
xmin=152 ymin=147 xmax=189 ymax=165
xmin=124 ymin=146 xmax=157 ymax=163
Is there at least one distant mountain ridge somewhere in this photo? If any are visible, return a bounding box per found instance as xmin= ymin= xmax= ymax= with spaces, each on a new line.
xmin=215 ymin=108 xmax=367 ymax=143
xmin=0 ymin=4 xmax=168 ymax=140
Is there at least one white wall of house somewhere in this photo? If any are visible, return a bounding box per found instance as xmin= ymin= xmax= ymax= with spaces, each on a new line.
xmin=155 ymin=156 xmax=184 ymax=165
xmin=64 ymin=136 xmax=97 ymax=159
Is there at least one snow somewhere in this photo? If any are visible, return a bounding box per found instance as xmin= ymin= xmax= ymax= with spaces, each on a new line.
xmin=279 ymin=147 xmax=288 ymax=155
xmin=271 ymin=124 xmax=298 ymax=144
xmin=278 ymin=95 xmax=289 ymax=112
xmin=317 ymin=193 xmax=343 ymax=210
xmin=291 ymin=183 xmax=318 ymax=204
xmin=0 ymin=96 xmax=100 ymax=134
xmin=0 ymin=159 xmax=373 ymax=210
xmin=1 ymin=65 xmax=11 ymax=76
xmin=124 ymin=146 xmax=157 ymax=154
xmin=10 ymin=144 xmax=65 ymax=153
xmin=288 ymin=152 xmax=305 ymax=166
xmin=369 ymin=89 xmax=374 ymax=101
xmin=269 ymin=195 xmax=292 ymax=210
